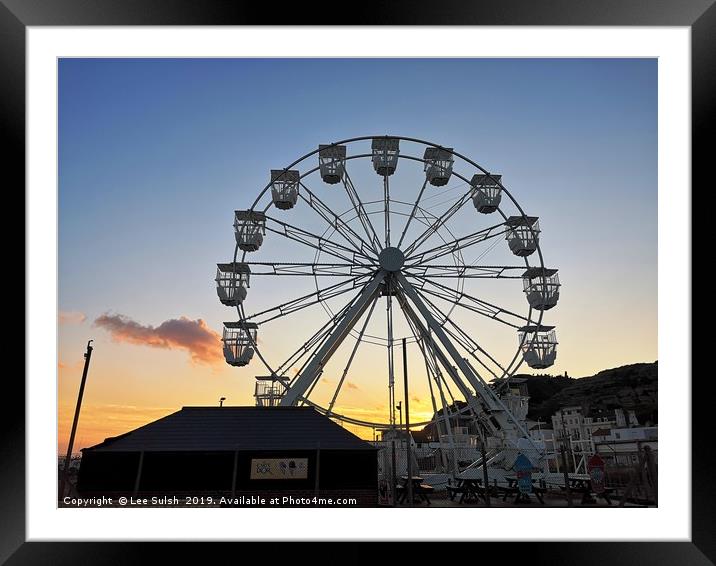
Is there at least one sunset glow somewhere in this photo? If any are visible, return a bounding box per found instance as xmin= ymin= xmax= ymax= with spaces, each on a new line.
xmin=58 ymin=58 xmax=657 ymax=454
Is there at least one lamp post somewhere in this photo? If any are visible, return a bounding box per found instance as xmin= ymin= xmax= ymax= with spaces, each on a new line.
xmin=60 ymin=340 xmax=93 ymax=500
xmin=219 ymin=397 xmax=226 ymax=407
xmin=402 ymin=338 xmax=413 ymax=507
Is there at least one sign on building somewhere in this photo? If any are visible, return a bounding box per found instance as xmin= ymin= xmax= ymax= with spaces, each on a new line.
xmin=250 ymin=458 xmax=309 ymax=480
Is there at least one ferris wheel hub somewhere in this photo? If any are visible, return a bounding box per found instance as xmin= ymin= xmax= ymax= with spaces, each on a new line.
xmin=378 ymin=246 xmax=405 ymax=272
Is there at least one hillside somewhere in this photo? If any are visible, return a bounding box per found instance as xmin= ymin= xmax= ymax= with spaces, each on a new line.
xmin=522 ymin=361 xmax=658 ymax=425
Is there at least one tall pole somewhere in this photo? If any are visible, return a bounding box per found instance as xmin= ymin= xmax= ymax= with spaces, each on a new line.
xmin=402 ymin=338 xmax=413 ymax=507
xmin=478 ymin=422 xmax=491 ymax=506
xmin=60 ymin=340 xmax=93 ymax=499
xmin=559 ymin=410 xmax=573 ymax=507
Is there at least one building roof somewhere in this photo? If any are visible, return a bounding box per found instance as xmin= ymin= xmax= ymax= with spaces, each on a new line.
xmin=592 ymin=428 xmax=612 ymax=437
xmin=529 ymin=423 xmax=553 ymax=431
xmin=83 ymin=406 xmax=376 ymax=453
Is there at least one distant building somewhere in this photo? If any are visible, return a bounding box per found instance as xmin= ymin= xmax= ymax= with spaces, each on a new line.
xmin=551 ymin=406 xmax=640 ymax=447
xmin=550 ymin=405 xmax=657 ymax=472
xmin=528 ymin=422 xmax=554 ymax=444
xmin=594 ymin=427 xmax=658 ymax=466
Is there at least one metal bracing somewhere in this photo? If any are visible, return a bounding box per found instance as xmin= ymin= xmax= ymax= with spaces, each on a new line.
xmin=278 ymin=271 xmax=387 ymax=406
xmin=327 ymin=295 xmax=379 ymax=415
xmin=298 ymin=181 xmax=377 ymax=258
xmin=397 ymin=177 xmax=429 ymax=249
xmin=243 ymin=261 xmax=373 ymax=277
xmin=405 ymin=308 xmax=459 ymax=474
xmin=402 ymin=184 xmax=476 ymax=257
xmin=412 ymin=286 xmax=512 ymax=380
xmin=341 ymin=168 xmax=382 ymax=252
xmin=243 ymin=275 xmax=370 ymax=325
xmin=265 ymin=215 xmax=371 ymax=264
xmin=405 ymin=264 xmax=524 ymax=279
xmin=386 ymin=291 xmax=396 ymax=425
xmin=397 ymin=273 xmax=538 ymax=440
xmin=394 ymin=289 xmax=501 ymax=436
xmin=404 ymin=292 xmax=541 ymax=456
xmin=274 ymin=292 xmax=361 ymax=378
xmin=407 ymin=274 xmax=531 ymax=328
xmin=383 ymin=163 xmax=391 ymax=248
xmin=405 ymin=221 xmax=510 ymax=266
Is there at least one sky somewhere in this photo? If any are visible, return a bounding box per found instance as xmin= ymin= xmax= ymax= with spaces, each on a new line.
xmin=58 ymin=58 xmax=657 ymax=453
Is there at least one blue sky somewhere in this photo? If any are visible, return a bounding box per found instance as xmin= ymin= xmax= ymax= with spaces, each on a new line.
xmin=58 ymin=58 xmax=657 ymax=447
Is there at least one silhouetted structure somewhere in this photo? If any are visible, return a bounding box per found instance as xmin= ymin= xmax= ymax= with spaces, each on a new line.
xmin=77 ymin=406 xmax=378 ymax=506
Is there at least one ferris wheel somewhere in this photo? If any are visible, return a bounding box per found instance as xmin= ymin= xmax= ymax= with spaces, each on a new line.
xmin=215 ymin=136 xmax=560 ymax=442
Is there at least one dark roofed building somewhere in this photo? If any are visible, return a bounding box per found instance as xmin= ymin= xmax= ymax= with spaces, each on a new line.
xmin=77 ymin=406 xmax=378 ymax=506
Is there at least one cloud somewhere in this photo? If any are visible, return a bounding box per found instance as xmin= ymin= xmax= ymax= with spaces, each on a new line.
xmin=411 ymin=395 xmax=421 ymax=404
xmin=58 ymin=359 xmax=84 ymax=371
xmin=345 ymin=381 xmax=359 ymax=391
xmin=59 ymin=311 xmax=87 ymax=325
xmin=94 ymin=313 xmax=222 ymax=365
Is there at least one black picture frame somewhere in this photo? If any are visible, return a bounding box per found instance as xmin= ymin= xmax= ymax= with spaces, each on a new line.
xmin=5 ymin=1 xmax=707 ymax=563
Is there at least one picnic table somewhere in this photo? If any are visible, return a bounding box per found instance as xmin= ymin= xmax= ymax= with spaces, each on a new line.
xmin=566 ymin=477 xmax=614 ymax=505
xmin=397 ymin=475 xmax=434 ymax=505
xmin=503 ymin=476 xmax=546 ymax=504
xmin=448 ymin=478 xmax=491 ymax=504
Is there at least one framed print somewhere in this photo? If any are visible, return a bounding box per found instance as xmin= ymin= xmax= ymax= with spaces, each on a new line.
xmin=4 ymin=0 xmax=710 ymax=563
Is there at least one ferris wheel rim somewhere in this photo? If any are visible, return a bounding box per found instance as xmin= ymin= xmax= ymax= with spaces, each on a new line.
xmin=244 ymin=140 xmax=546 ymax=288
xmin=245 ymin=134 xmax=545 ymax=267
xmin=226 ymin=135 xmax=551 ymax=430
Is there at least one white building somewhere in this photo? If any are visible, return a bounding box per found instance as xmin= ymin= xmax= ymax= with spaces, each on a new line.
xmin=551 ymin=406 xmax=639 ymax=447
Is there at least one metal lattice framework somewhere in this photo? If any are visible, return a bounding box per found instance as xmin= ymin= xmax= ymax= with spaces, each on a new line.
xmin=216 ymin=135 xmax=560 ymax=448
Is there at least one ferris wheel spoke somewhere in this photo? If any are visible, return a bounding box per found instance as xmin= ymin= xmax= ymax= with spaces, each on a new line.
xmin=402 ymin=185 xmax=475 ymax=257
xmin=278 ymin=271 xmax=388 ymax=406
xmin=274 ymin=296 xmax=358 ymax=379
xmin=386 ymin=292 xmax=396 ymax=425
xmin=265 ymin=215 xmax=373 ymax=265
xmin=407 ymin=274 xmax=530 ymax=328
xmin=341 ymin=167 xmax=382 ymax=252
xmin=395 ymin=291 xmax=476 ymax=404
xmin=396 ymin=177 xmax=429 ymax=249
xmin=401 ymin=290 xmax=462 ymax=409
xmin=411 ymin=321 xmax=461 ymax=463
xmin=327 ymin=295 xmax=380 ymax=415
xmin=404 ymin=221 xmax=509 ymax=267
xmin=405 ymin=264 xmax=525 ymax=279
xmin=383 ymin=168 xmax=391 ymax=248
xmin=243 ymin=275 xmax=371 ymax=325
xmin=404 ymin=308 xmax=449 ymax=453
xmin=412 ymin=286 xmax=510 ymax=380
xmin=241 ymin=261 xmax=372 ymax=277
xmin=298 ymin=181 xmax=377 ymax=258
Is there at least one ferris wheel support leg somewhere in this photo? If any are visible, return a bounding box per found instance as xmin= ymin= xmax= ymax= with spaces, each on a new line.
xmin=396 ymin=292 xmax=498 ymax=437
xmin=396 ymin=273 xmax=540 ymax=452
xmin=278 ymin=270 xmax=388 ymax=407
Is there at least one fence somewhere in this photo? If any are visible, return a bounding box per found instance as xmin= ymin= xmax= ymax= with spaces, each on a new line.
xmin=374 ymin=440 xmax=657 ymax=507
